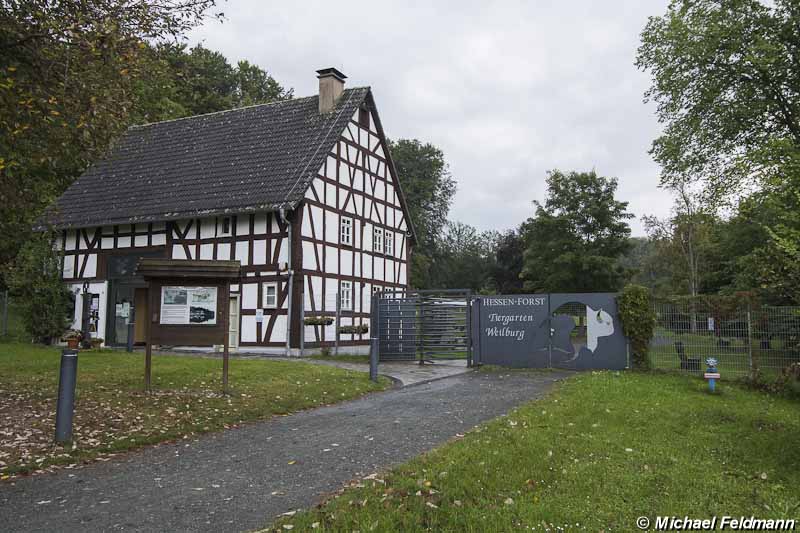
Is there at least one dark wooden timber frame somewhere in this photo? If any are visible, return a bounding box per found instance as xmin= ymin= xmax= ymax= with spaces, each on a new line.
xmin=136 ymin=259 xmax=241 ymax=393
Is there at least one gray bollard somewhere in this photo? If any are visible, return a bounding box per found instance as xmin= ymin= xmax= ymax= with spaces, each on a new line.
xmin=369 ymin=335 xmax=379 ymax=382
xmin=55 ymin=349 xmax=79 ymax=443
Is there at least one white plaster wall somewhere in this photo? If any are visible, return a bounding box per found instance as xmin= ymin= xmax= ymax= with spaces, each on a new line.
xmin=269 ymin=315 xmax=287 ymax=343
xmin=324 ymin=210 xmax=337 ymax=243
xmin=241 ymin=315 xmax=257 ymax=342
xmin=324 ymin=245 xmax=338 ymax=274
xmin=252 ymin=239 xmax=267 ymax=265
xmin=302 ymin=241 xmax=316 ymax=270
xmin=241 ymin=283 xmax=258 ymax=309
xmin=235 ymin=241 xmax=249 ymax=266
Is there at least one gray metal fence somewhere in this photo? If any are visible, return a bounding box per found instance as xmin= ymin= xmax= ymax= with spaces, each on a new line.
xmin=377 ymin=289 xmax=472 ymax=364
xmin=650 ymin=300 xmax=800 ymax=378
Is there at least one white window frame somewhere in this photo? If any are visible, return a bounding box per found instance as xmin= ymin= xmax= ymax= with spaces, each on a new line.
xmin=384 ymin=230 xmax=393 ymax=256
xmin=340 ymin=216 xmax=353 ymax=246
xmin=373 ymin=227 xmax=383 ymax=253
xmin=372 ymin=285 xmax=382 ymax=295
xmin=340 ymin=281 xmax=352 ymax=311
xmin=263 ymin=282 xmax=278 ymax=309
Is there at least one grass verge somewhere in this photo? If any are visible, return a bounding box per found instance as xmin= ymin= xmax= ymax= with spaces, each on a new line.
xmin=269 ymin=371 xmax=800 ymax=532
xmin=0 ymin=343 xmax=389 ymax=478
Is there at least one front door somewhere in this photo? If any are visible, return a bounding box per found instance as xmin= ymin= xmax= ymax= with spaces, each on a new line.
xmin=229 ymin=295 xmax=240 ymax=351
xmin=107 ymin=282 xmax=134 ymax=346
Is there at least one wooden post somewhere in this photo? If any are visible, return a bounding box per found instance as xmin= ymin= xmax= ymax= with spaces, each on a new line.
xmin=144 ymin=286 xmax=153 ymax=393
xmin=222 ymin=285 xmax=230 ymax=394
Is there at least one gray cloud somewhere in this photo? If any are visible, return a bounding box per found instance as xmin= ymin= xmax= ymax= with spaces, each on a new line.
xmin=188 ymin=0 xmax=671 ymax=235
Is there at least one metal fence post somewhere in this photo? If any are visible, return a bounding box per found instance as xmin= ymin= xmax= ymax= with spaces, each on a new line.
xmin=55 ymin=349 xmax=79 ymax=443
xmin=335 ymin=291 xmax=340 ymax=356
xmin=470 ymin=297 xmax=481 ymax=366
xmin=369 ymin=295 xmax=379 ymax=382
xmin=746 ymin=305 xmax=754 ymax=372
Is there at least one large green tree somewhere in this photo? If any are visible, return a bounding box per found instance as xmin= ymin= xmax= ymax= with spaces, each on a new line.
xmin=520 ymin=170 xmax=633 ymax=293
xmin=4 ymin=232 xmax=73 ymax=343
xmin=132 ymin=44 xmax=293 ymax=124
xmin=1 ymin=4 xmax=292 ymax=284
xmin=489 ymin=226 xmax=528 ymax=294
xmin=636 ymin=0 xmax=800 ymax=200
xmin=430 ymin=222 xmax=497 ymax=292
xmin=0 ymin=0 xmax=219 ymax=282
xmin=733 ymin=174 xmax=800 ymax=304
xmin=388 ymin=139 xmax=457 ymax=289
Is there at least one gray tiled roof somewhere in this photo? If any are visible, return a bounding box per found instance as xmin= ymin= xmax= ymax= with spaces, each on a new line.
xmin=43 ymin=87 xmax=371 ymax=229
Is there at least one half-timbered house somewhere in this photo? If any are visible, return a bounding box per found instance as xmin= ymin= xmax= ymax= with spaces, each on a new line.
xmin=43 ymin=68 xmax=413 ymax=354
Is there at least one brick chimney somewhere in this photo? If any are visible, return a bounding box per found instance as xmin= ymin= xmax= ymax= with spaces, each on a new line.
xmin=317 ymin=67 xmax=347 ymax=113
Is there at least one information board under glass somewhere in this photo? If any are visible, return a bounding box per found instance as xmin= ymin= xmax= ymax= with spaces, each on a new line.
xmin=160 ymin=286 xmax=218 ymax=325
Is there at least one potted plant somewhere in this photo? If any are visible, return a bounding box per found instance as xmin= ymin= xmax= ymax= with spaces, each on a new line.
xmin=62 ymin=330 xmax=82 ymax=349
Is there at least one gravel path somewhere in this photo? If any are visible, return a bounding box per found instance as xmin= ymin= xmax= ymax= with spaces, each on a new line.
xmin=1 ymin=370 xmax=569 ymax=533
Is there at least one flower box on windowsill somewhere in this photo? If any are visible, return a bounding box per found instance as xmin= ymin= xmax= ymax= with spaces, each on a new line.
xmin=338 ymin=324 xmax=369 ymax=335
xmin=304 ymin=316 xmax=335 ymax=326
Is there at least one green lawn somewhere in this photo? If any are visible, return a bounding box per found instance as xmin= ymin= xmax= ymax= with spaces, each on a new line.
xmin=0 ymin=343 xmax=389 ymax=477
xmin=269 ymin=371 xmax=800 ymax=532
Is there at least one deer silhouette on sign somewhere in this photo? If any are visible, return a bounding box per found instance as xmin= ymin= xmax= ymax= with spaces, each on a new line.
xmin=550 ymin=305 xmax=615 ymax=363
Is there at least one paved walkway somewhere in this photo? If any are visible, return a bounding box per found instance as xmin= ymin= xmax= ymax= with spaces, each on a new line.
xmin=287 ymin=357 xmax=472 ymax=386
xmin=0 ymin=370 xmax=569 ymax=533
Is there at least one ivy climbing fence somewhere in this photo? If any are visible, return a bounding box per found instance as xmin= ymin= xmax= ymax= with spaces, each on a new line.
xmin=649 ymin=299 xmax=800 ymax=378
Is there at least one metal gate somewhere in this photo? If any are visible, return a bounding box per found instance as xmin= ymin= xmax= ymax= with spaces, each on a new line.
xmin=375 ymin=289 xmax=472 ymax=364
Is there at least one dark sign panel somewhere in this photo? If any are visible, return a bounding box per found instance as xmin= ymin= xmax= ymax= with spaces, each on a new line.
xmin=475 ymin=293 xmax=628 ymax=370
xmin=478 ymin=294 xmax=550 ymax=367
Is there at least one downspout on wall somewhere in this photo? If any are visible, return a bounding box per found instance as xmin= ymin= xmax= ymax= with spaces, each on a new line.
xmin=279 ymin=207 xmax=293 ymax=356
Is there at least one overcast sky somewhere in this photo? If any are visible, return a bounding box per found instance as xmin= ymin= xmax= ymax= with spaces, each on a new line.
xmin=188 ymin=0 xmax=671 ymax=236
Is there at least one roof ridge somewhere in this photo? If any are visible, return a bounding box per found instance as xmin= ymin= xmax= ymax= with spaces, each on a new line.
xmin=283 ymin=87 xmax=367 ymax=206
xmin=128 ymin=86 xmax=370 ymax=129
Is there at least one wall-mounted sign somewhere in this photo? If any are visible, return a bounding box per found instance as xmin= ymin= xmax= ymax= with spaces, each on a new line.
xmin=255 ymin=309 xmax=264 ymax=322
xmin=160 ymin=286 xmax=217 ymax=325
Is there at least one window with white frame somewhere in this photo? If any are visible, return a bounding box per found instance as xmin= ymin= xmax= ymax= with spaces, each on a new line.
xmin=340 ymin=217 xmax=353 ymax=246
xmin=384 ymin=230 xmax=393 ymax=256
xmin=373 ymin=227 xmax=383 ymax=253
xmin=340 ymin=281 xmax=352 ymax=310
xmin=263 ymin=282 xmax=278 ymax=308
xmin=372 ymin=285 xmax=382 ymax=295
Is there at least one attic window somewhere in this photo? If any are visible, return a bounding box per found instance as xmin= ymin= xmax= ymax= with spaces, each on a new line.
xmin=217 ymin=217 xmax=231 ymax=235
xmin=358 ymin=106 xmax=370 ymax=129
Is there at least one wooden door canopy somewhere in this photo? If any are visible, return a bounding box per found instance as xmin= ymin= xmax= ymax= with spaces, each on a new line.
xmin=135 ymin=259 xmax=241 ymax=280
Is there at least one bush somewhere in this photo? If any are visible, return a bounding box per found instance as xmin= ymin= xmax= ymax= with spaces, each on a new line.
xmin=617 ymin=284 xmax=656 ymax=370
xmin=5 ymin=234 xmax=72 ymax=344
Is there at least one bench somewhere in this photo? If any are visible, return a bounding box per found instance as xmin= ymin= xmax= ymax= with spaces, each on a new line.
xmin=675 ymin=341 xmax=701 ymax=372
